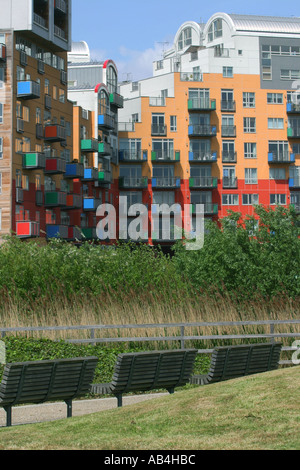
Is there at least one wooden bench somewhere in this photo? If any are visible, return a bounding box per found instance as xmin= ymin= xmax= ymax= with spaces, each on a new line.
xmin=90 ymin=349 xmax=198 ymax=407
xmin=190 ymin=342 xmax=282 ymax=386
xmin=0 ymin=356 xmax=98 ymax=426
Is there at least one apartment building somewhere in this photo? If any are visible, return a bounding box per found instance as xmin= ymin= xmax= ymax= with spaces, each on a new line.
xmin=67 ymin=41 xmax=123 ymax=240
xmin=118 ymin=13 xmax=300 ymax=243
xmin=0 ymin=0 xmax=81 ymax=240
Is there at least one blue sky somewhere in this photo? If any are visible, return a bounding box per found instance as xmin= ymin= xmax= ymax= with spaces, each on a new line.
xmin=71 ymin=0 xmax=299 ymax=81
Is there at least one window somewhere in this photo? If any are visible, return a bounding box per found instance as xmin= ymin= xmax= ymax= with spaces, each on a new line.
xmin=208 ymin=19 xmax=223 ymax=42
xmin=222 ymin=194 xmax=239 ymax=205
xmin=0 ymin=67 xmax=4 ymax=88
xmin=0 ymin=137 xmax=3 ymax=159
xmin=22 ymin=137 xmax=30 ymax=152
xmin=243 ymin=117 xmax=256 ymax=133
xmin=16 ymin=66 xmax=25 ymax=81
xmin=36 ymin=107 xmax=41 ymax=124
xmin=132 ymin=113 xmax=139 ymax=123
xmin=189 ymin=88 xmax=210 ymax=108
xmin=223 ymin=67 xmax=233 ymax=78
xmin=59 ymin=89 xmax=65 ymax=103
xmin=53 ymin=86 xmax=57 ymax=100
xmin=16 ymin=169 xmax=22 ymax=188
xmin=243 ymin=92 xmax=255 ymax=108
xmin=269 ymin=168 xmax=286 ymax=180
xmin=152 ymin=191 xmax=175 ymax=206
xmin=270 ymin=194 xmax=286 ymax=205
xmin=35 ymin=174 xmax=41 ymax=190
xmin=170 ymin=116 xmax=177 ymax=132
xmin=152 ymin=140 xmax=174 ymax=160
xmin=262 ymin=66 xmax=272 ymax=81
xmin=281 ymin=69 xmax=300 ymax=80
xmin=268 ymin=118 xmax=284 ymax=129
xmin=245 ymin=168 xmax=257 ymax=184
xmin=152 ymin=113 xmax=165 ymax=135
xmin=242 ymin=194 xmax=259 ymax=205
xmin=292 ymin=144 xmax=300 ymax=154
xmin=22 ymin=174 xmax=29 ymax=191
xmin=267 ymin=93 xmax=283 ymax=104
xmin=244 ymin=143 xmax=257 ymax=159
xmin=0 ymin=103 xmax=3 ymax=124
xmin=23 ymin=106 xmax=30 ymax=122
xmin=0 ymin=172 xmax=2 ymax=194
xmin=119 ymin=192 xmax=143 ymax=207
xmin=269 ymin=141 xmax=289 ymax=159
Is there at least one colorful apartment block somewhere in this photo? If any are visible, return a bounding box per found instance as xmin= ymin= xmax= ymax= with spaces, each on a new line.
xmin=118 ymin=13 xmax=300 ymax=243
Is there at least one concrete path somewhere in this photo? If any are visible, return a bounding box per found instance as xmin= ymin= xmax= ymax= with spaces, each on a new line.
xmin=0 ymin=393 xmax=167 ymax=427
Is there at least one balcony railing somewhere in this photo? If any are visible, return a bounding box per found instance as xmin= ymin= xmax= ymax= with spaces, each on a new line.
xmin=191 ymin=203 xmax=218 ymax=215
xmin=17 ymin=81 xmax=40 ymax=100
xmin=149 ymin=97 xmax=165 ymax=106
xmin=189 ymin=177 xmax=218 ymax=189
xmin=188 ymin=125 xmax=217 ymax=137
xmin=223 ymin=177 xmax=238 ymax=189
xmin=222 ymin=151 xmax=237 ymax=163
xmin=54 ymin=0 xmax=67 ymax=14
xmin=0 ymin=44 xmax=6 ymax=62
xmin=180 ymin=72 xmax=203 ymax=82
xmin=188 ymin=98 xmax=216 ymax=111
xmin=82 ymin=168 xmax=99 ymax=181
xmin=189 ymin=151 xmax=217 ymax=163
xmin=81 ymin=228 xmax=97 ymax=240
xmin=33 ymin=13 xmax=47 ymax=29
xmin=22 ymin=152 xmax=46 ymax=169
xmin=287 ymin=102 xmax=300 ymax=113
xmin=81 ymin=139 xmax=99 ymax=153
xmin=65 ymin=163 xmax=84 ymax=179
xmin=221 ymin=126 xmax=236 ymax=138
xmin=44 ymin=125 xmax=66 ymax=142
xmin=98 ymin=142 xmax=112 ymax=156
xmin=119 ymin=150 xmax=147 ymax=162
xmin=287 ymin=126 xmax=300 ymax=138
xmin=64 ymin=194 xmax=82 ymax=210
xmin=98 ymin=114 xmax=115 ymax=130
xmin=83 ymin=198 xmax=102 ymax=211
xmin=54 ymin=25 xmax=66 ymax=40
xmin=46 ymin=225 xmax=69 ymax=239
xmin=118 ymin=122 xmax=135 ymax=132
xmin=44 ymin=158 xmax=66 ymax=174
xmin=289 ymin=177 xmax=300 ymax=188
xmin=221 ymin=100 xmax=236 ymax=112
xmin=97 ymin=170 xmax=112 ymax=185
xmin=44 ymin=191 xmax=67 ymax=207
xmin=268 ymin=152 xmax=295 ymax=164
xmin=151 ymin=150 xmax=180 ymax=162
xmin=16 ymin=221 xmax=40 ymax=238
xmin=151 ymin=177 xmax=181 ymax=189
xmin=119 ymin=177 xmax=148 ymax=189
xmin=151 ymin=124 xmax=167 ymax=136
xmin=109 ymin=92 xmax=124 ymax=109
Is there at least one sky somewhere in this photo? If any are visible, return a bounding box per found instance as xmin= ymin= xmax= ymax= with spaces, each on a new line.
xmin=71 ymin=0 xmax=299 ymax=81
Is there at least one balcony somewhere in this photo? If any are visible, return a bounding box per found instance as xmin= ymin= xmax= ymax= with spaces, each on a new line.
xmin=222 ymin=151 xmax=237 ymax=163
xmin=81 ymin=139 xmax=99 ymax=153
xmin=36 ymin=190 xmax=43 ymax=206
xmin=67 ymin=227 xmax=83 ymax=241
xmin=16 ymin=221 xmax=40 ymax=238
xmin=83 ymin=197 xmax=102 ymax=211
xmin=290 ymin=203 xmax=300 ymax=213
xmin=64 ymin=163 xmax=84 ymax=179
xmin=149 ymin=97 xmax=165 ymax=106
xmin=189 ymin=177 xmax=218 ymax=189
xmin=22 ymin=152 xmax=46 ymax=170
xmin=119 ymin=149 xmax=147 ymax=162
xmin=16 ymin=118 xmax=24 ymax=133
xmin=188 ymin=125 xmax=217 ymax=137
xmin=44 ymin=191 xmax=67 ymax=207
xmin=287 ymin=102 xmax=300 ymax=114
xmin=36 ymin=123 xmax=44 ymax=139
xmin=54 ymin=25 xmax=66 ymax=40
xmin=98 ymin=114 xmax=115 ymax=131
xmin=45 ymin=94 xmax=52 ymax=110
xmin=287 ymin=126 xmax=300 ymax=139
xmin=180 ymin=72 xmax=203 ymax=82
xmin=221 ymin=126 xmax=236 ymax=138
xmin=65 ymin=194 xmax=82 ymax=210
xmin=221 ymin=100 xmax=236 ymax=112
xmin=46 ymin=225 xmax=69 ymax=239
xmin=188 ymin=98 xmax=216 ymax=111
xmin=97 ymin=170 xmax=112 ymax=185
xmin=0 ymin=44 xmax=6 ymax=61
xmin=81 ymin=227 xmax=97 ymax=240
xmin=223 ymin=177 xmax=238 ymax=189
xmin=82 ymin=168 xmax=98 ymax=181
xmin=151 ymin=150 xmax=180 ymax=162
xmin=17 ymin=81 xmax=40 ymax=100
xmin=152 ymin=177 xmax=181 ymax=189
xmin=119 ymin=176 xmax=148 ymax=189
xmin=268 ymin=152 xmax=295 ymax=164
xmin=110 ymin=92 xmax=124 ymax=109
xmin=16 ymin=188 xmax=23 ymax=203
xmin=44 ymin=158 xmax=66 ymax=174
xmin=191 ymin=203 xmax=218 ymax=216
xmin=44 ymin=125 xmax=66 ymax=142
xmin=98 ymin=142 xmax=112 ymax=156
xmin=189 ymin=151 xmax=217 ymax=163
xmin=289 ymin=177 xmax=300 ymax=189
xmin=151 ymin=124 xmax=167 ymax=136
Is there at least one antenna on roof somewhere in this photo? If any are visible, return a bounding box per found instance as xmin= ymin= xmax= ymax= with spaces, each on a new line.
xmin=157 ymin=41 xmax=170 ymax=57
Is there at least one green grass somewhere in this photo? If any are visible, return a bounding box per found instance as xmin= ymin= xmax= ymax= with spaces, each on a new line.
xmin=0 ymin=366 xmax=299 ymax=450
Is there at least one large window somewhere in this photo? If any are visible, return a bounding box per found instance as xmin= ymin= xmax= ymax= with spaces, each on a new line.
xmin=245 ymin=168 xmax=257 ymax=184
xmin=178 ymin=27 xmax=192 ymax=51
xmin=0 ymin=103 xmax=3 ymax=124
xmin=208 ymin=19 xmax=223 ymax=42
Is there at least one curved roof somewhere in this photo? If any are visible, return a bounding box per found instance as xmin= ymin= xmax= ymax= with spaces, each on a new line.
xmin=71 ymin=41 xmax=90 ymax=55
xmin=228 ymin=13 xmax=300 ymax=34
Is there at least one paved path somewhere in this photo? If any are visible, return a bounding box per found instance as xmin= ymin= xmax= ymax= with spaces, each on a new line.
xmin=0 ymin=393 xmax=167 ymax=427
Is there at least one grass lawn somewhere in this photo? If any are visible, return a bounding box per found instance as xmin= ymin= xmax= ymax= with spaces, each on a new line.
xmin=0 ymin=365 xmax=299 ymax=450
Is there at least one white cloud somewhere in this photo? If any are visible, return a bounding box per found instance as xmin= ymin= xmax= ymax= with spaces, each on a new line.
xmin=115 ymin=43 xmax=166 ymax=82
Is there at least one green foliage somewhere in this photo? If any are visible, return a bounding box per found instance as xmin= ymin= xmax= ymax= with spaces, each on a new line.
xmin=173 ymin=205 xmax=300 ymax=298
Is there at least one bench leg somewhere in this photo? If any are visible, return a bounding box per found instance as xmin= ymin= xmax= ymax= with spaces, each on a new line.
xmin=4 ymin=406 xmax=12 ymax=427
xmin=167 ymin=388 xmax=175 ymax=394
xmin=65 ymin=400 xmax=72 ymax=418
xmin=116 ymin=394 xmax=123 ymax=408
